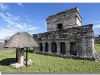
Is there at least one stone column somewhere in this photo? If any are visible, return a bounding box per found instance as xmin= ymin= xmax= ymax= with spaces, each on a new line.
xmin=56 ymin=42 xmax=60 ymax=55
xmin=76 ymin=38 xmax=82 ymax=57
xmin=18 ymin=48 xmax=24 ymax=67
xmin=48 ymin=42 xmax=51 ymax=54
xmin=81 ymin=38 xmax=86 ymax=57
xmin=86 ymin=38 xmax=94 ymax=57
xmin=42 ymin=42 xmax=45 ymax=53
xmin=65 ymin=41 xmax=70 ymax=55
xmin=91 ymin=38 xmax=95 ymax=53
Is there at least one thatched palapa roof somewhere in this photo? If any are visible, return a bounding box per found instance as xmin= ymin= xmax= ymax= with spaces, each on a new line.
xmin=4 ymin=32 xmax=38 ymax=48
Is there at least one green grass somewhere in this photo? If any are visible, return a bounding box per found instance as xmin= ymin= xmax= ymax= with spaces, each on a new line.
xmin=94 ymin=43 xmax=100 ymax=52
xmin=0 ymin=43 xmax=100 ymax=73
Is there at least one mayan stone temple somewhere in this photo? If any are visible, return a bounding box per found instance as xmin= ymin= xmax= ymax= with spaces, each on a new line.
xmin=33 ymin=7 xmax=95 ymax=60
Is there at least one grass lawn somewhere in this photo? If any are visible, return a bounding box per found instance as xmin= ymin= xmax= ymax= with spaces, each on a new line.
xmin=94 ymin=43 xmax=100 ymax=52
xmin=0 ymin=43 xmax=100 ymax=73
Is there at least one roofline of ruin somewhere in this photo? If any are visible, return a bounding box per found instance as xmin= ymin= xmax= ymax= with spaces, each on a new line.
xmin=46 ymin=7 xmax=82 ymax=21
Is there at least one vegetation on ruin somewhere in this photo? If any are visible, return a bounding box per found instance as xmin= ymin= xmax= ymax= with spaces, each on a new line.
xmin=0 ymin=43 xmax=100 ymax=73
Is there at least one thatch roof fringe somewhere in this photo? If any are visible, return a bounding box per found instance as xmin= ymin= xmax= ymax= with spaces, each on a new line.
xmin=4 ymin=32 xmax=38 ymax=48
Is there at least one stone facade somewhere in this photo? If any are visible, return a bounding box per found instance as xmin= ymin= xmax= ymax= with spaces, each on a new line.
xmin=33 ymin=7 xmax=95 ymax=60
xmin=46 ymin=7 xmax=82 ymax=32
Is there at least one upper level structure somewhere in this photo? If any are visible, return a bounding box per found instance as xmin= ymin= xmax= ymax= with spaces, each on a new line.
xmin=46 ymin=7 xmax=82 ymax=32
xmin=33 ymin=24 xmax=93 ymax=41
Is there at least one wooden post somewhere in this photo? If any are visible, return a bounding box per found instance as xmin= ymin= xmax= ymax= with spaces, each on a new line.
xmin=16 ymin=48 xmax=18 ymax=62
xmin=26 ymin=47 xmax=28 ymax=66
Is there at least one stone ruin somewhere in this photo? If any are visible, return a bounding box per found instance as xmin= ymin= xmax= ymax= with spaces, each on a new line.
xmin=33 ymin=7 xmax=97 ymax=60
xmin=95 ymin=35 xmax=100 ymax=42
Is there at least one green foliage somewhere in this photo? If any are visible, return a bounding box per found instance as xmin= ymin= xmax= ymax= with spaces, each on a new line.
xmin=0 ymin=43 xmax=100 ymax=73
xmin=95 ymin=41 xmax=100 ymax=44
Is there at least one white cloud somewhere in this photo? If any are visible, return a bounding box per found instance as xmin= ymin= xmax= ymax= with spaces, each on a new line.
xmin=25 ymin=15 xmax=28 ymax=17
xmin=0 ymin=27 xmax=17 ymax=39
xmin=93 ymin=24 xmax=100 ymax=37
xmin=0 ymin=12 xmax=20 ymax=28
xmin=0 ymin=12 xmax=39 ymax=39
xmin=17 ymin=3 xmax=24 ymax=7
xmin=15 ymin=23 xmax=39 ymax=31
xmin=0 ymin=3 xmax=9 ymax=11
xmin=92 ymin=20 xmax=100 ymax=36
xmin=6 ymin=12 xmax=20 ymax=21
xmin=26 ymin=19 xmax=33 ymax=22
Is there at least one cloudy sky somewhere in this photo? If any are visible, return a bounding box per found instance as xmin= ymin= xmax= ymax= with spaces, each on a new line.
xmin=0 ymin=3 xmax=100 ymax=39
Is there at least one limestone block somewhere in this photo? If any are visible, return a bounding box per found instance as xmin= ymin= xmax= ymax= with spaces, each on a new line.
xmin=24 ymin=59 xmax=33 ymax=66
xmin=10 ymin=63 xmax=25 ymax=68
xmin=18 ymin=49 xmax=24 ymax=66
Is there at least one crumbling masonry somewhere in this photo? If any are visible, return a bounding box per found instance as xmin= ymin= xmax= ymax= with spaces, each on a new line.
xmin=33 ymin=7 xmax=95 ymax=59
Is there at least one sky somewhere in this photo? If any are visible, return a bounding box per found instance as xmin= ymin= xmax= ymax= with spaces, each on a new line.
xmin=0 ymin=3 xmax=100 ymax=39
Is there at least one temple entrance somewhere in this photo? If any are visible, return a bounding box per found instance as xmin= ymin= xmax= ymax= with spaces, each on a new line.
xmin=60 ymin=42 xmax=66 ymax=54
xmin=51 ymin=42 xmax=57 ymax=53
xmin=39 ymin=43 xmax=43 ymax=51
xmin=70 ymin=42 xmax=77 ymax=55
xmin=45 ymin=42 xmax=48 ymax=52
xmin=57 ymin=23 xmax=62 ymax=30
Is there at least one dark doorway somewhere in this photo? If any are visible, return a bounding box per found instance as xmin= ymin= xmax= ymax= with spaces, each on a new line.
xmin=51 ymin=42 xmax=57 ymax=53
xmin=60 ymin=42 xmax=66 ymax=54
xmin=39 ymin=43 xmax=43 ymax=51
xmin=70 ymin=42 xmax=77 ymax=55
xmin=57 ymin=23 xmax=62 ymax=30
xmin=45 ymin=42 xmax=48 ymax=52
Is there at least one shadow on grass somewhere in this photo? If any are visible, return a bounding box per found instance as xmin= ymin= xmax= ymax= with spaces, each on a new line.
xmin=0 ymin=58 xmax=16 ymax=66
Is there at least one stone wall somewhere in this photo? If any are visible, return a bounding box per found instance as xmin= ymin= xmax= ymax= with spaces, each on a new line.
xmin=33 ymin=24 xmax=93 ymax=40
xmin=33 ymin=24 xmax=95 ymax=60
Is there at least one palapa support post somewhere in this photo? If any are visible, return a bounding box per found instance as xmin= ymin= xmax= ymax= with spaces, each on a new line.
xmin=26 ymin=47 xmax=28 ymax=66
xmin=18 ymin=48 xmax=24 ymax=67
xmin=16 ymin=48 xmax=18 ymax=62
